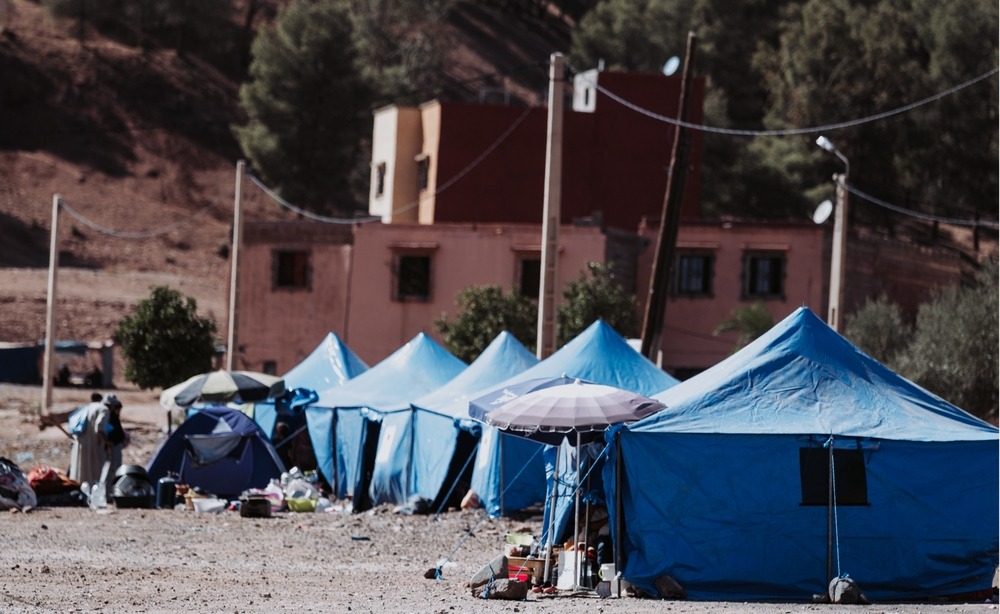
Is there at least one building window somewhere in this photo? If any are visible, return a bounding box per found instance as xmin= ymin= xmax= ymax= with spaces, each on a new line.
xmin=262 ymin=360 xmax=277 ymax=376
xmin=674 ymin=252 xmax=714 ymax=296
xmin=394 ymin=253 xmax=432 ymax=302
xmin=743 ymin=251 xmax=785 ymax=299
xmin=415 ymin=154 xmax=429 ymax=191
xmin=374 ymin=162 xmax=387 ymax=197
xmin=799 ymin=447 xmax=869 ymax=506
xmin=273 ymin=250 xmax=310 ymax=290
xmin=519 ymin=257 xmax=541 ymax=299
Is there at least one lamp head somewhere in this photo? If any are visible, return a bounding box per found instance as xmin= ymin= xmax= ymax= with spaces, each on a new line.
xmin=816 ymin=135 xmax=835 ymax=153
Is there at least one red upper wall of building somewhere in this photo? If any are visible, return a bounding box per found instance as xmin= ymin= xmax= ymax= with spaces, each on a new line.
xmin=430 ymin=72 xmax=704 ymax=231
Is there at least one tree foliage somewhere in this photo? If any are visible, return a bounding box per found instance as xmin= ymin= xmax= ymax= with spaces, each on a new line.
xmin=114 ymin=286 xmax=217 ymax=390
xmin=234 ymin=0 xmax=371 ymax=214
xmin=713 ymin=301 xmax=773 ymax=351
xmin=895 ymin=259 xmax=999 ymax=421
xmin=557 ymin=262 xmax=638 ymax=347
xmin=234 ymin=0 xmax=453 ymax=214
xmin=435 ymin=285 xmax=537 ymax=363
xmin=570 ymin=0 xmax=997 ymax=222
xmin=570 ymin=0 xmax=692 ymax=73
xmin=844 ymin=294 xmax=912 ymax=366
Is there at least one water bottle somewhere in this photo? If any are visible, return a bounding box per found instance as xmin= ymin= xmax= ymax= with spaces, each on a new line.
xmin=89 ymin=481 xmax=107 ymax=509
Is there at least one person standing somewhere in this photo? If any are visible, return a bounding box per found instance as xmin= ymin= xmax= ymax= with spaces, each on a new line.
xmin=68 ymin=393 xmax=124 ymax=489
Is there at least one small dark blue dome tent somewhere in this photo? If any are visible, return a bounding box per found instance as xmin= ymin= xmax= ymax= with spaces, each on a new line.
xmin=146 ymin=406 xmax=286 ymax=500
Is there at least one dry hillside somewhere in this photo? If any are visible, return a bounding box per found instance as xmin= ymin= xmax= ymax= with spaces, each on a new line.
xmin=0 ymin=1 xmax=572 ymax=362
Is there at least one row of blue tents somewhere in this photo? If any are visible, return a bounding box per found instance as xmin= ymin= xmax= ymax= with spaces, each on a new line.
xmin=154 ymin=307 xmax=997 ymax=602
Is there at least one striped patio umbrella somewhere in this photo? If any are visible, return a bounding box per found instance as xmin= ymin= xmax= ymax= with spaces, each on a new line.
xmin=160 ymin=371 xmax=285 ymax=409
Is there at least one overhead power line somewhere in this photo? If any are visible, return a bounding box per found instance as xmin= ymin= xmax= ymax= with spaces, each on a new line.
xmin=840 ymin=180 xmax=999 ymax=229
xmin=576 ymin=66 xmax=998 ymax=137
xmin=58 ymin=198 xmax=217 ymax=239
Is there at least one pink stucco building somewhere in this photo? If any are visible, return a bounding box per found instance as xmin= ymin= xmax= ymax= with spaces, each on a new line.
xmin=230 ymin=68 xmax=975 ymax=382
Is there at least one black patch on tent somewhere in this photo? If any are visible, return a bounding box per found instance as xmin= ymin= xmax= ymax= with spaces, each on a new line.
xmin=799 ymin=447 xmax=869 ymax=506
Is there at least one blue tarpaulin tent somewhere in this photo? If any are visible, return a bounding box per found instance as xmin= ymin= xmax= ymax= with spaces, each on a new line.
xmin=408 ymin=331 xmax=539 ymax=511
xmin=146 ymin=406 xmax=286 ymax=499
xmin=306 ymin=333 xmax=465 ymax=510
xmin=250 ymin=333 xmax=368 ymax=439
xmin=471 ymin=320 xmax=680 ymax=521
xmin=607 ymin=307 xmax=999 ymax=601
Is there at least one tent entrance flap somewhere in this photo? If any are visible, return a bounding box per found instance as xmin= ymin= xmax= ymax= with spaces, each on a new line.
xmin=185 ymin=433 xmax=245 ymax=466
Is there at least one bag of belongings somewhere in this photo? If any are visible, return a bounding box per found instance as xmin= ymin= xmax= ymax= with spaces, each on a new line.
xmin=0 ymin=457 xmax=37 ymax=512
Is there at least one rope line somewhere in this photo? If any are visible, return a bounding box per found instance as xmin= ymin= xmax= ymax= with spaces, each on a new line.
xmin=824 ymin=436 xmax=843 ymax=578
xmin=577 ymin=66 xmax=998 ymax=136
xmin=433 ymin=438 xmax=481 ymax=520
xmin=248 ymin=104 xmax=535 ymax=223
xmin=838 ymin=179 xmax=999 ymax=228
xmin=58 ymin=198 xmax=217 ymax=239
xmin=245 ymin=172 xmax=381 ymax=224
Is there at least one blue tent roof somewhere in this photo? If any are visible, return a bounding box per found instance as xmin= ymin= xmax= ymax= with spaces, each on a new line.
xmin=413 ymin=331 xmax=539 ymax=420
xmin=307 ymin=333 xmax=465 ymax=500
xmin=469 ymin=320 xmax=679 ymax=518
xmin=506 ymin=320 xmax=679 ymax=396
xmin=406 ymin=332 xmax=539 ymax=508
xmin=315 ymin=333 xmax=466 ymax=413
xmin=645 ymin=306 xmax=996 ymax=440
xmin=609 ymin=307 xmax=999 ymax=601
xmin=282 ymin=332 xmax=368 ymax=392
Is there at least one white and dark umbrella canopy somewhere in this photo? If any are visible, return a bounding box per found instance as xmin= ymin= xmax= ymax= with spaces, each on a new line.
xmin=474 ymin=379 xmax=666 ymax=444
xmin=160 ymin=370 xmax=286 ymax=409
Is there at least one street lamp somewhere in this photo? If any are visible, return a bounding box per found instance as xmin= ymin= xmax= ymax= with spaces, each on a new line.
xmin=815 ymin=135 xmax=849 ymax=332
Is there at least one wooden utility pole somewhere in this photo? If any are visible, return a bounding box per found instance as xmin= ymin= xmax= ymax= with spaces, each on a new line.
xmin=41 ymin=194 xmax=62 ymax=413
xmin=640 ymin=32 xmax=697 ymax=362
xmin=226 ymin=160 xmax=245 ymax=371
xmin=537 ymin=53 xmax=565 ymax=359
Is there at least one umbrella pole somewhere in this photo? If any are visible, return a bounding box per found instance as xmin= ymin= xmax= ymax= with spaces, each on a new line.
xmin=574 ymin=431 xmax=582 ymax=589
xmin=542 ymin=447 xmax=559 ymax=585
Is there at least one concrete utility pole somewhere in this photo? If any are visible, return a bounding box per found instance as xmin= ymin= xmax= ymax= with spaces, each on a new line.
xmin=226 ymin=160 xmax=245 ymax=371
xmin=640 ymin=32 xmax=697 ymax=362
xmin=537 ymin=52 xmax=565 ymax=359
xmin=41 ymin=194 xmax=62 ymax=412
xmin=827 ymin=173 xmax=849 ymax=332
xmin=815 ymin=136 xmax=850 ymax=333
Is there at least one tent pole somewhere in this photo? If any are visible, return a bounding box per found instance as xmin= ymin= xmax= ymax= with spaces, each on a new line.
xmin=542 ymin=446 xmax=559 ymax=585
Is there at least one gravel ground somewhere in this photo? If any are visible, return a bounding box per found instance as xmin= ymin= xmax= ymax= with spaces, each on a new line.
xmin=0 ymin=385 xmax=996 ymax=613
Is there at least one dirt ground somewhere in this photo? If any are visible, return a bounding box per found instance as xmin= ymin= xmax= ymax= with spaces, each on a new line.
xmin=0 ymin=384 xmax=995 ymax=614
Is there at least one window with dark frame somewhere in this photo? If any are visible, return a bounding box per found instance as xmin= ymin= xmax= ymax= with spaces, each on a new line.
xmin=262 ymin=360 xmax=277 ymax=376
xmin=394 ymin=253 xmax=432 ymax=302
xmin=374 ymin=162 xmax=387 ymax=197
xmin=743 ymin=251 xmax=786 ymax=299
xmin=519 ymin=257 xmax=541 ymax=299
xmin=799 ymin=447 xmax=869 ymax=506
xmin=674 ymin=252 xmax=714 ymax=296
xmin=415 ymin=155 xmax=429 ymax=191
xmin=273 ymin=250 xmax=311 ymax=290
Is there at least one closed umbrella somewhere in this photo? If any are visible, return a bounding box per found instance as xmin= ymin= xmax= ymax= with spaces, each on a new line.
xmin=471 ymin=379 xmax=666 ymax=589
xmin=160 ymin=370 xmax=286 ymax=409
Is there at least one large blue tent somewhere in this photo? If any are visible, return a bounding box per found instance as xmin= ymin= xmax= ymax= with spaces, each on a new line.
xmin=408 ymin=331 xmax=539 ymax=511
xmin=306 ymin=333 xmax=465 ymax=510
xmin=607 ymin=307 xmax=999 ymax=601
xmin=251 ymin=332 xmax=368 ymax=440
xmin=471 ymin=320 xmax=680 ymax=520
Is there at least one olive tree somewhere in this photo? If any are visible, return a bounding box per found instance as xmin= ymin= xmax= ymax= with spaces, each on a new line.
xmin=115 ymin=286 xmax=217 ymax=389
